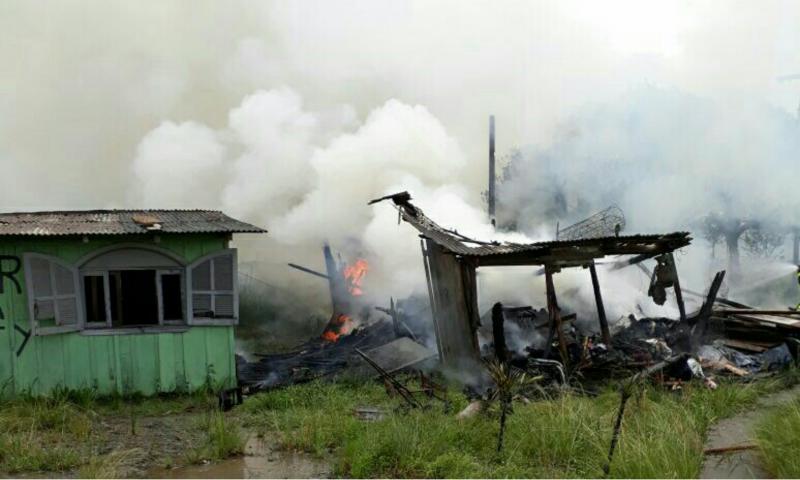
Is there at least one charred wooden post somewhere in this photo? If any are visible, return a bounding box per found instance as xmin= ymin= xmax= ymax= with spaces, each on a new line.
xmin=691 ymin=270 xmax=726 ymax=349
xmin=323 ymin=243 xmax=349 ymax=314
xmin=544 ymin=266 xmax=569 ymax=367
xmin=421 ymin=239 xmax=481 ymax=367
xmin=420 ymin=239 xmax=444 ymax=359
xmin=667 ymin=253 xmax=687 ymax=323
xmin=588 ymin=262 xmax=612 ymax=347
xmin=491 ymin=302 xmax=509 ymax=364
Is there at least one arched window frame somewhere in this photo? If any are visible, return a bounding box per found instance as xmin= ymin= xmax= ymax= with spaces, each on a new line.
xmin=186 ymin=249 xmax=238 ymax=326
xmin=77 ymin=244 xmax=187 ymax=330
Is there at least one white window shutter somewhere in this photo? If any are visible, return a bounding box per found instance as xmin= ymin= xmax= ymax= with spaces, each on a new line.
xmin=24 ymin=253 xmax=83 ymax=335
xmin=186 ymin=249 xmax=238 ymax=326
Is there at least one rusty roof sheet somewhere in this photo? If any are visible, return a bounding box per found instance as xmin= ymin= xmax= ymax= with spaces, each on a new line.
xmin=0 ymin=210 xmax=266 ymax=236
xmin=391 ymin=196 xmax=691 ymax=265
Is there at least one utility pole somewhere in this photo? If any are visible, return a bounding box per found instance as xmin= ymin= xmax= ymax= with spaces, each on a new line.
xmin=488 ymin=115 xmax=496 ymax=226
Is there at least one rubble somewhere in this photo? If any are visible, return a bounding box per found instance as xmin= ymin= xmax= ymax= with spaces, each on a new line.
xmin=241 ymin=193 xmax=799 ymax=401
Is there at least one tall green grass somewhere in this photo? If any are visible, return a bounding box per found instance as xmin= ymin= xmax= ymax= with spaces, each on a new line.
xmin=242 ymin=378 xmax=774 ymax=478
xmin=185 ymin=411 xmax=245 ymax=464
xmin=0 ymin=396 xmax=89 ymax=473
xmin=0 ymin=390 xmax=219 ymax=475
xmin=755 ymin=399 xmax=800 ymax=477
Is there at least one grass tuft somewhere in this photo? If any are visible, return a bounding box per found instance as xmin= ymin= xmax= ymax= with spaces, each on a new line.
xmin=186 ymin=411 xmax=244 ymax=464
xmin=78 ymin=448 xmax=144 ymax=479
xmin=755 ymin=399 xmax=800 ymax=477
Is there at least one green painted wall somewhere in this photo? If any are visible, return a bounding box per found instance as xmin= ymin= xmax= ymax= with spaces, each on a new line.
xmin=0 ymin=234 xmax=238 ymax=397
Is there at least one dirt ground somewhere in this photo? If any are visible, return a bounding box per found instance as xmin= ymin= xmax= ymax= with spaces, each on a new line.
xmin=94 ymin=413 xmax=207 ymax=477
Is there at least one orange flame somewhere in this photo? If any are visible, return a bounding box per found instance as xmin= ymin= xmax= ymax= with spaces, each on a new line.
xmin=343 ymin=258 xmax=369 ymax=296
xmin=321 ymin=314 xmax=354 ymax=342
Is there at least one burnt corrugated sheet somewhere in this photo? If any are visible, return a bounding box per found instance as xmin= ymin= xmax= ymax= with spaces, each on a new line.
xmin=0 ymin=210 xmax=266 ymax=236
xmin=398 ymin=203 xmax=691 ymax=259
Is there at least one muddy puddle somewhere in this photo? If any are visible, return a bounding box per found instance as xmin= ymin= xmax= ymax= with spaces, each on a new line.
xmin=149 ymin=436 xmax=331 ymax=479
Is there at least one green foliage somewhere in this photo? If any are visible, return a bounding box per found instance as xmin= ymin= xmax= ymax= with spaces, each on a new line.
xmin=0 ymin=396 xmax=88 ymax=473
xmin=186 ymin=411 xmax=244 ymax=463
xmin=0 ymin=390 xmax=219 ymax=475
xmin=0 ymin=431 xmax=81 ymax=473
xmin=755 ymin=399 xmax=800 ymax=477
xmin=243 ymin=378 xmax=772 ymax=478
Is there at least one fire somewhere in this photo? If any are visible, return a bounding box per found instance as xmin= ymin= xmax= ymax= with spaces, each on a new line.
xmin=320 ymin=258 xmax=368 ymax=342
xmin=321 ymin=313 xmax=354 ymax=342
xmin=343 ymin=258 xmax=369 ymax=296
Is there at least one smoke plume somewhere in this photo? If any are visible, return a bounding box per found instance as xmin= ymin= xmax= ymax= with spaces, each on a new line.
xmin=3 ymin=1 xmax=800 ymax=327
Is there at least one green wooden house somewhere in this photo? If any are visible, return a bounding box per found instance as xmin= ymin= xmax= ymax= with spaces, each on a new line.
xmin=0 ymin=209 xmax=265 ymax=397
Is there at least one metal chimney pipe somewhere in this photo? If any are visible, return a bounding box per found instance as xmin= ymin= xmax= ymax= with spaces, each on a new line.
xmin=488 ymin=115 xmax=496 ymax=224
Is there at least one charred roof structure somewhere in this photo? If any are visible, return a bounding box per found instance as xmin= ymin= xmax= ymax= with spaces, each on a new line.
xmin=371 ymin=191 xmax=693 ymax=368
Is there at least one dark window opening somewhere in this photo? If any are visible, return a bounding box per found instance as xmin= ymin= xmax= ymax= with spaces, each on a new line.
xmin=109 ymin=270 xmax=159 ymax=327
xmin=161 ymin=273 xmax=184 ymax=321
xmin=83 ymin=275 xmax=107 ymax=324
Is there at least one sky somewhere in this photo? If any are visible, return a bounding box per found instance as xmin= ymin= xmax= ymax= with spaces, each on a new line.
xmin=2 ymin=0 xmax=799 ymax=316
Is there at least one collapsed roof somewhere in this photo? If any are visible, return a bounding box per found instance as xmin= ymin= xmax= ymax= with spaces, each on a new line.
xmin=371 ymin=191 xmax=693 ymax=367
xmin=374 ymin=191 xmax=691 ymax=267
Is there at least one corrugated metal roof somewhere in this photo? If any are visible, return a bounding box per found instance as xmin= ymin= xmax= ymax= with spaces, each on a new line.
xmin=0 ymin=210 xmax=266 ymax=236
xmin=394 ymin=199 xmax=691 ymax=264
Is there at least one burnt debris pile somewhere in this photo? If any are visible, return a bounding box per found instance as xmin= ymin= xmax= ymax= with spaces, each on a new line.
xmin=238 ymin=192 xmax=799 ymax=398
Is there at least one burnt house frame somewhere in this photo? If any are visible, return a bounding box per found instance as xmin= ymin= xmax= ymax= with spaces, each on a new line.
xmin=377 ymin=193 xmax=692 ymax=368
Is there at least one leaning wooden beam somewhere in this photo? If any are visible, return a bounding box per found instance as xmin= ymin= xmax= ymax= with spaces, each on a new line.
xmin=691 ymin=270 xmax=726 ymax=349
xmin=355 ymin=347 xmax=420 ymax=408
xmin=588 ymin=262 xmax=612 ymax=347
xmin=287 ymin=263 xmax=330 ymax=280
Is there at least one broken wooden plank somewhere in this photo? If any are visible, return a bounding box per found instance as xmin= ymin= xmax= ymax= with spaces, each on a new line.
xmin=361 ymin=337 xmax=437 ymax=374
xmin=355 ymin=347 xmax=420 ymax=408
xmin=727 ymin=314 xmax=800 ymax=329
xmin=719 ymin=339 xmax=773 ymax=353
xmin=704 ymin=444 xmax=757 ymax=455
xmin=287 ymin=262 xmax=331 ymax=280
xmin=716 ymin=309 xmax=800 ymax=316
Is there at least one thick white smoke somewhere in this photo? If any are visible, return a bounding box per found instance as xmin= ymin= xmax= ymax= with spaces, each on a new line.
xmin=129 ymin=88 xmax=532 ymax=307
xmin=4 ymin=1 xmax=800 ymax=329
